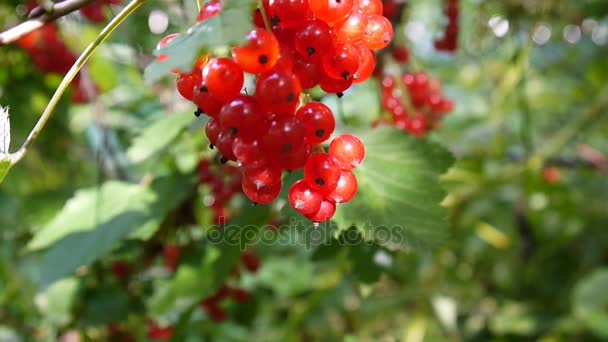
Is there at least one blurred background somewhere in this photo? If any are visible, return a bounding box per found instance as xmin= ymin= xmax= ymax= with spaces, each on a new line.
xmin=1 ymin=0 xmax=608 ymax=340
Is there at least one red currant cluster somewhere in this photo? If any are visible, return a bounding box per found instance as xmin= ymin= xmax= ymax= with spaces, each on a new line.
xmin=197 ymin=160 xmax=242 ymax=224
xmin=379 ymin=72 xmax=454 ymax=137
xmin=157 ymin=0 xmax=392 ymax=222
xmin=434 ymin=0 xmax=459 ymax=52
xmin=288 ymin=135 xmax=363 ymax=223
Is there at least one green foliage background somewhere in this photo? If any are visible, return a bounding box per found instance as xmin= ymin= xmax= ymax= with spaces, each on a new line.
xmin=1 ymin=0 xmax=608 ymax=340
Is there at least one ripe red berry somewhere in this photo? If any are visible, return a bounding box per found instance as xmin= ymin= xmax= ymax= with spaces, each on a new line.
xmin=192 ymin=86 xmax=224 ymax=118
xmin=278 ymin=142 xmax=311 ymax=171
xmin=305 ymin=199 xmax=336 ymax=223
xmin=202 ymin=58 xmax=244 ymax=102
xmin=304 ymin=153 xmax=342 ymax=195
xmin=218 ymin=96 xmax=265 ymax=139
xmin=294 ymin=19 xmax=335 ymax=60
xmin=319 ymin=72 xmax=353 ymax=95
xmin=205 ymin=118 xmax=221 ymax=147
xmin=358 ymin=0 xmax=383 ymax=15
xmin=322 ymin=43 xmax=361 ymax=81
xmin=232 ymin=28 xmax=280 ymax=74
xmin=294 ymin=58 xmax=323 ymax=89
xmin=163 ymin=245 xmax=180 ymax=272
xmin=262 ymin=116 xmax=306 ymax=155
xmin=242 ymin=178 xmax=282 ymax=204
xmin=352 ymin=44 xmax=376 ymax=84
xmin=334 ymin=8 xmax=368 ymax=44
xmin=309 ymin=0 xmax=355 ymax=26
xmin=362 ymin=15 xmax=393 ymax=51
xmin=204 ymin=303 xmax=227 ymax=323
xmin=329 ymin=134 xmax=365 ymax=170
xmin=288 ymin=179 xmax=324 ymax=215
xmin=232 ymin=138 xmax=265 ymax=165
xmin=327 ymin=170 xmax=358 ymax=203
xmin=230 ymin=288 xmax=251 ymax=303
xmin=268 ymin=0 xmax=311 ymax=29
xmin=176 ymin=70 xmax=202 ymax=101
xmin=392 ymin=46 xmax=410 ymax=63
xmin=241 ymin=251 xmax=260 ymax=273
xmin=296 ymin=102 xmax=336 ymax=145
xmin=242 ymin=163 xmax=282 ymax=189
xmin=255 ymin=68 xmax=302 ymax=115
xmin=216 ymin=131 xmax=238 ymax=161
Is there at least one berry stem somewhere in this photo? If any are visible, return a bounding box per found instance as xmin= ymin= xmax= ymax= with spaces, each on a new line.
xmin=8 ymin=0 xmax=147 ymax=166
xmin=196 ymin=0 xmax=204 ymax=11
xmin=257 ymin=0 xmax=273 ymax=33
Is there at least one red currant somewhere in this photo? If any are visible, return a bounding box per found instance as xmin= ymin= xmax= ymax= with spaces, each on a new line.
xmin=242 ymin=178 xmax=282 ymax=204
xmin=219 ymin=96 xmax=265 ymax=139
xmin=294 ymin=58 xmax=323 ymax=89
xmin=362 ymin=15 xmax=393 ymax=51
xmin=197 ymin=0 xmax=222 ymax=23
xmin=305 ymin=199 xmax=336 ymax=223
xmin=357 ymin=0 xmax=383 ymax=15
xmin=263 ymin=116 xmax=306 ymax=155
xmin=268 ymin=0 xmax=311 ymax=29
xmin=334 ymin=8 xmax=368 ymax=44
xmin=288 ymin=179 xmax=323 ymax=215
xmin=232 ymin=28 xmax=280 ymax=75
xmin=255 ymin=68 xmax=302 ymax=115
xmin=202 ymin=58 xmax=244 ymax=102
xmin=192 ymin=85 xmax=224 ymax=117
xmin=322 ymin=43 xmax=360 ymax=81
xmin=294 ymin=19 xmax=335 ymax=60
xmin=243 ymin=163 xmax=282 ymax=189
xmin=352 ymin=44 xmax=376 ymax=84
xmin=327 ymin=170 xmax=358 ymax=203
xmin=329 ymin=134 xmax=365 ymax=170
xmin=309 ymin=0 xmax=354 ymax=26
xmin=296 ymin=102 xmax=336 ymax=145
xmin=205 ymin=118 xmax=221 ymax=147
xmin=176 ymin=69 xmax=202 ymax=101
xmin=304 ymin=153 xmax=342 ymax=195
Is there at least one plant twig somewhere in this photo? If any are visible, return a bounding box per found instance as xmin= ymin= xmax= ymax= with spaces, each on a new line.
xmin=9 ymin=0 xmax=147 ymax=166
xmin=257 ymin=0 xmax=273 ymax=32
xmin=197 ymin=0 xmax=204 ymax=11
xmin=0 ymin=0 xmax=95 ymax=45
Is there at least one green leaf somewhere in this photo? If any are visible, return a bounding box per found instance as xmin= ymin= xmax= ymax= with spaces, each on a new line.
xmin=29 ymin=175 xmax=195 ymax=287
xmin=257 ymin=257 xmax=315 ymax=297
xmin=39 ymin=277 xmax=79 ymax=326
xmin=143 ymin=0 xmax=254 ymax=84
xmin=332 ymin=127 xmax=454 ymax=251
xmin=127 ymin=111 xmax=195 ymax=163
xmin=322 ymin=81 xmax=381 ymax=127
xmin=573 ymin=268 xmax=608 ymax=338
xmin=80 ymin=286 xmax=131 ymax=326
xmin=0 ymin=156 xmax=9 ymax=184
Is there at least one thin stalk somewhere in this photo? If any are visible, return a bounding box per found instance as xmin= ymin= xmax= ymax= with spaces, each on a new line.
xmin=257 ymin=0 xmax=273 ymax=32
xmin=10 ymin=0 xmax=147 ymax=166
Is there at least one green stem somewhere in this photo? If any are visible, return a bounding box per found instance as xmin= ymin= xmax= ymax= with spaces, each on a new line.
xmin=257 ymin=0 xmax=273 ymax=33
xmin=197 ymin=0 xmax=204 ymax=11
xmin=9 ymin=0 xmax=147 ymax=166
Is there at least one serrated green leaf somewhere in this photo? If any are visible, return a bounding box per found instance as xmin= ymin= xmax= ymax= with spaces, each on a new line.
xmin=28 ymin=175 xmax=195 ymax=287
xmin=143 ymin=0 xmax=254 ymax=84
xmin=332 ymin=128 xmax=454 ymax=251
xmin=0 ymin=156 xmax=10 ymax=184
xmin=127 ymin=111 xmax=195 ymax=163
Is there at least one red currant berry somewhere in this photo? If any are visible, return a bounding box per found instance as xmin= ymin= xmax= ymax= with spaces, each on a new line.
xmin=218 ymin=96 xmax=265 ymax=139
xmin=322 ymin=43 xmax=360 ymax=81
xmin=392 ymin=46 xmax=410 ymax=63
xmin=288 ymin=179 xmax=323 ymax=215
xmin=176 ymin=70 xmax=202 ymax=101
xmin=352 ymin=44 xmax=376 ymax=84
xmin=242 ymin=178 xmax=282 ymax=204
xmin=268 ymin=0 xmax=311 ymax=29
xmin=255 ymin=69 xmax=301 ymax=115
xmin=202 ymin=58 xmax=244 ymax=102
xmin=334 ymin=8 xmax=368 ymax=44
xmin=305 ymin=199 xmax=336 ymax=223
xmin=358 ymin=0 xmax=383 ymax=15
xmin=262 ymin=116 xmax=306 ymax=155
xmin=279 ymin=142 xmax=311 ymax=171
xmin=309 ymin=0 xmax=354 ymax=26
xmin=296 ymin=102 xmax=336 ymax=145
xmin=294 ymin=19 xmax=335 ymax=60
xmin=193 ymin=86 xmax=224 ymax=118
xmin=294 ymin=58 xmax=323 ymax=89
xmin=230 ymin=288 xmax=250 ymax=303
xmin=232 ymin=28 xmax=280 ymax=75
xmin=232 ymin=138 xmax=265 ymax=165
xmin=242 ymin=163 xmax=282 ymax=189
xmin=304 ymin=153 xmax=342 ymax=195
xmin=205 ymin=304 xmax=227 ymax=323
xmin=205 ymin=118 xmax=221 ymax=147
xmin=327 ymin=170 xmax=358 ymax=203
xmin=241 ymin=251 xmax=260 ymax=273
xmin=329 ymin=134 xmax=365 ymax=170
xmin=319 ymin=72 xmax=353 ymax=95
xmin=362 ymin=15 xmax=393 ymax=51
xmin=216 ymin=131 xmax=238 ymax=161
